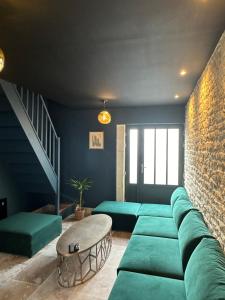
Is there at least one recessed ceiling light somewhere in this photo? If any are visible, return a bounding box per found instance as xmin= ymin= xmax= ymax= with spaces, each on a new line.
xmin=180 ymin=69 xmax=187 ymax=76
xmin=174 ymin=94 xmax=179 ymax=99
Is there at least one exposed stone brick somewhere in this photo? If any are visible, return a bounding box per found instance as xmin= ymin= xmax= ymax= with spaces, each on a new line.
xmin=185 ymin=31 xmax=225 ymax=250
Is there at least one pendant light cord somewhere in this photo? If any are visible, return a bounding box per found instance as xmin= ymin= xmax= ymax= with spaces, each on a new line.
xmin=103 ymin=100 xmax=108 ymax=109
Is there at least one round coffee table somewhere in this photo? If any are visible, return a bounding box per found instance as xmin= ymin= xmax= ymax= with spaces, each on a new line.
xmin=56 ymin=214 xmax=112 ymax=288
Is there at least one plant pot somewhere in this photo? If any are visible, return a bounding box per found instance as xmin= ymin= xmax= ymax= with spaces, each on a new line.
xmin=74 ymin=208 xmax=85 ymax=220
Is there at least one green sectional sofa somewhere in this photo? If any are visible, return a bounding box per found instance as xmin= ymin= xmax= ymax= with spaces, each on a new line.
xmin=0 ymin=212 xmax=62 ymax=257
xmin=109 ymin=238 xmax=225 ymax=300
xmin=118 ymin=210 xmax=213 ymax=279
xmin=92 ymin=187 xmax=225 ymax=300
xmin=133 ymin=199 xmax=194 ymax=239
xmin=92 ymin=187 xmax=191 ymax=231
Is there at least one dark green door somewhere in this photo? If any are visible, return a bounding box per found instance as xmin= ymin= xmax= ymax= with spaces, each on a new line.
xmin=125 ymin=124 xmax=184 ymax=204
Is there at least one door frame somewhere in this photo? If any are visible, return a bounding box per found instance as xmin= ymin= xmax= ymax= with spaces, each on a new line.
xmin=125 ymin=123 xmax=184 ymax=203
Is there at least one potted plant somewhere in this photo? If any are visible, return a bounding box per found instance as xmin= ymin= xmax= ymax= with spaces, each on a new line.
xmin=69 ymin=177 xmax=92 ymax=220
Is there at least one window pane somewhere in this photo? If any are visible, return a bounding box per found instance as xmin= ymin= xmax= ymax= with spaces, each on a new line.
xmin=144 ymin=129 xmax=155 ymax=184
xmin=129 ymin=129 xmax=138 ymax=184
xmin=155 ymin=129 xmax=167 ymax=185
xmin=168 ymin=129 xmax=179 ymax=185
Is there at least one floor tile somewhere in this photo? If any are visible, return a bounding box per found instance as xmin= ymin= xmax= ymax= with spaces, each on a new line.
xmin=0 ymin=280 xmax=37 ymax=300
xmin=16 ymin=255 xmax=57 ymax=285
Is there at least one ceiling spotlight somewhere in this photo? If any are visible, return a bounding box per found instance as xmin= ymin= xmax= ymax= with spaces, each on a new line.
xmin=0 ymin=48 xmax=5 ymax=72
xmin=98 ymin=100 xmax=111 ymax=125
xmin=180 ymin=69 xmax=187 ymax=76
xmin=174 ymin=94 xmax=179 ymax=99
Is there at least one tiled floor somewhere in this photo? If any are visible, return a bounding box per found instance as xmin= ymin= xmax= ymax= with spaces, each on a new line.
xmin=0 ymin=215 xmax=131 ymax=300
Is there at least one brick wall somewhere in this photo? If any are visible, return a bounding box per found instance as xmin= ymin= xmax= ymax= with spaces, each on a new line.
xmin=184 ymin=32 xmax=225 ymax=250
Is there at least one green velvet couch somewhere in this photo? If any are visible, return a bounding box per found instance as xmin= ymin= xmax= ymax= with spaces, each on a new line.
xmin=109 ymin=238 xmax=225 ymax=300
xmin=118 ymin=210 xmax=213 ymax=279
xmin=92 ymin=187 xmax=190 ymax=231
xmin=93 ymin=187 xmax=225 ymax=299
xmin=133 ymin=199 xmax=194 ymax=239
xmin=0 ymin=212 xmax=62 ymax=257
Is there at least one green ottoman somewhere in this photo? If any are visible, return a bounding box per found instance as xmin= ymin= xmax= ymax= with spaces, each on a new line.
xmin=0 ymin=212 xmax=62 ymax=257
xmin=92 ymin=201 xmax=141 ymax=232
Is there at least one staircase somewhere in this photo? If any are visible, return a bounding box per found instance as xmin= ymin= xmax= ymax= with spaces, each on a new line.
xmin=0 ymin=79 xmax=60 ymax=214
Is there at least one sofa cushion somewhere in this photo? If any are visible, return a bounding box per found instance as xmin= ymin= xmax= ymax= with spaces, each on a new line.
xmin=118 ymin=235 xmax=183 ymax=279
xmin=185 ymin=238 xmax=225 ymax=300
xmin=178 ymin=210 xmax=213 ymax=269
xmin=92 ymin=201 xmax=141 ymax=231
xmin=108 ymin=271 xmax=186 ymax=300
xmin=93 ymin=201 xmax=141 ymax=215
xmin=170 ymin=187 xmax=189 ymax=209
xmin=137 ymin=203 xmax=172 ymax=218
xmin=173 ymin=199 xmax=194 ymax=229
xmin=133 ymin=216 xmax=178 ymax=239
xmin=0 ymin=212 xmax=62 ymax=257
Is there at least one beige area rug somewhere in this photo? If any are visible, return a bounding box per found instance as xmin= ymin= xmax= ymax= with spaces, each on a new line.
xmin=0 ymin=215 xmax=130 ymax=300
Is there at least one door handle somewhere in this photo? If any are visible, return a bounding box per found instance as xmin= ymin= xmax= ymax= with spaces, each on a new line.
xmin=141 ymin=164 xmax=147 ymax=174
xmin=141 ymin=163 xmax=144 ymax=174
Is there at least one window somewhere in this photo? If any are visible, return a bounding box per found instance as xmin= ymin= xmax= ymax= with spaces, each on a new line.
xmin=128 ymin=127 xmax=180 ymax=185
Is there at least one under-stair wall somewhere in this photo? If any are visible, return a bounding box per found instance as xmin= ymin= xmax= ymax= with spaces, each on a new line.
xmin=0 ymin=92 xmax=28 ymax=215
xmin=0 ymin=160 xmax=28 ymax=216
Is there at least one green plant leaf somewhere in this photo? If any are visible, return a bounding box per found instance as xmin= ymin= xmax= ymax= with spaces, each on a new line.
xmin=68 ymin=177 xmax=92 ymax=192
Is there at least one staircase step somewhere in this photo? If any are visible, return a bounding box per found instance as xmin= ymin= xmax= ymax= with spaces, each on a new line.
xmin=34 ymin=203 xmax=75 ymax=219
xmin=0 ymin=112 xmax=19 ymax=127
xmin=0 ymin=127 xmax=26 ymax=140
xmin=0 ymin=140 xmax=33 ymax=153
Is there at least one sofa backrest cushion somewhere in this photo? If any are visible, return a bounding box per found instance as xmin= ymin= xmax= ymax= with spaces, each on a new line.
xmin=173 ymin=199 xmax=194 ymax=229
xmin=178 ymin=210 xmax=213 ymax=270
xmin=170 ymin=187 xmax=189 ymax=209
xmin=185 ymin=238 xmax=225 ymax=300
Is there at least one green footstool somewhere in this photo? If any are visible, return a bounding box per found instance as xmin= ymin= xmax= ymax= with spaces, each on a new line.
xmin=0 ymin=212 xmax=62 ymax=257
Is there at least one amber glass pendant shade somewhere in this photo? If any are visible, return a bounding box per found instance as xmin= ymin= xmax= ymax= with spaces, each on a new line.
xmin=98 ymin=100 xmax=111 ymax=124
xmin=98 ymin=110 xmax=111 ymax=124
xmin=0 ymin=49 xmax=5 ymax=72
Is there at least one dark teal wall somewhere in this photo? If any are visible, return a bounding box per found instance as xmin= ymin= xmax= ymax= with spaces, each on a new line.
xmin=49 ymin=103 xmax=185 ymax=207
xmin=0 ymin=161 xmax=28 ymax=216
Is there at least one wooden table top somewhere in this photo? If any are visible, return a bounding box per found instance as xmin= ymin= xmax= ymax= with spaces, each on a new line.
xmin=56 ymin=214 xmax=112 ymax=257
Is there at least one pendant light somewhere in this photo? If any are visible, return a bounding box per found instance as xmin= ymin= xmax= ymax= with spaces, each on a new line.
xmin=98 ymin=100 xmax=111 ymax=124
xmin=0 ymin=49 xmax=5 ymax=72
